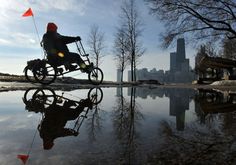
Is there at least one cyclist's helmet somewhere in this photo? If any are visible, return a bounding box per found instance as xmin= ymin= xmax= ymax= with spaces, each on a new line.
xmin=47 ymin=22 xmax=57 ymax=32
xmin=43 ymin=139 xmax=54 ymax=150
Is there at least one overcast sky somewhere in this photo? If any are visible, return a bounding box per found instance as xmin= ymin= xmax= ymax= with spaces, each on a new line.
xmin=0 ymin=0 xmax=196 ymax=81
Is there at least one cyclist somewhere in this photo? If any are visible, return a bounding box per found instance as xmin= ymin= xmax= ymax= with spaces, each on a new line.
xmin=41 ymin=22 xmax=91 ymax=72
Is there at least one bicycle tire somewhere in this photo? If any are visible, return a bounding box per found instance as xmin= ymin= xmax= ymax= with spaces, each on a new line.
xmin=33 ymin=62 xmax=57 ymax=85
xmin=87 ymin=87 xmax=103 ymax=105
xmin=24 ymin=66 xmax=36 ymax=83
xmin=33 ymin=88 xmax=56 ymax=108
xmin=88 ymin=67 xmax=103 ymax=85
xmin=23 ymin=88 xmax=38 ymax=104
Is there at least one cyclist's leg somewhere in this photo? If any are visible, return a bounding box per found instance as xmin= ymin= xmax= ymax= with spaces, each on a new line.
xmin=66 ymin=52 xmax=87 ymax=70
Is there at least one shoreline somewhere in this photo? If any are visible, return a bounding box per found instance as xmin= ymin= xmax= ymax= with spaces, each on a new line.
xmin=2 ymin=73 xmax=236 ymax=92
xmin=1 ymin=81 xmax=236 ymax=92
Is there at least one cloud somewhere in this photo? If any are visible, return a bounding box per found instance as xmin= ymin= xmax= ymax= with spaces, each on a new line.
xmin=0 ymin=0 xmax=89 ymax=48
xmin=32 ymin=0 xmax=89 ymax=15
xmin=0 ymin=32 xmax=37 ymax=48
xmin=0 ymin=1 xmax=27 ymax=25
xmin=0 ymin=38 xmax=11 ymax=45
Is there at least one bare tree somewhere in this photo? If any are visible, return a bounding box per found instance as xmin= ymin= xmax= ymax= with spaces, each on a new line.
xmin=114 ymin=27 xmax=129 ymax=82
xmin=120 ymin=0 xmax=145 ymax=82
xmin=145 ymin=0 xmax=236 ymax=48
xmin=88 ymin=24 xmax=105 ymax=67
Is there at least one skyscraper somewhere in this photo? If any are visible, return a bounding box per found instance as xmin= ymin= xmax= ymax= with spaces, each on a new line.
xmin=170 ymin=52 xmax=177 ymax=72
xmin=176 ymin=38 xmax=186 ymax=71
xmin=168 ymin=38 xmax=194 ymax=83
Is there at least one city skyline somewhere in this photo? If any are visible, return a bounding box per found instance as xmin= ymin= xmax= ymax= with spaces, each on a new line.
xmin=126 ymin=38 xmax=195 ymax=83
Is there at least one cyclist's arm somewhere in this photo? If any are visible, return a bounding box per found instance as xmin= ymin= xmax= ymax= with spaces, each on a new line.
xmin=59 ymin=35 xmax=77 ymax=44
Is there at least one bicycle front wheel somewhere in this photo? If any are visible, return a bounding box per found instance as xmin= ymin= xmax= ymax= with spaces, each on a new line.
xmin=88 ymin=67 xmax=103 ymax=85
xmin=87 ymin=87 xmax=103 ymax=104
xmin=33 ymin=63 xmax=57 ymax=85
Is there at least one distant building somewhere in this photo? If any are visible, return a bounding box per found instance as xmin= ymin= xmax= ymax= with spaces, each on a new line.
xmin=136 ymin=68 xmax=165 ymax=82
xmin=168 ymin=38 xmax=195 ymax=83
xmin=128 ymin=70 xmax=132 ymax=82
xmin=170 ymin=52 xmax=177 ymax=72
xmin=126 ymin=38 xmax=196 ymax=83
xmin=117 ymin=69 xmax=122 ymax=82
xmin=176 ymin=38 xmax=186 ymax=69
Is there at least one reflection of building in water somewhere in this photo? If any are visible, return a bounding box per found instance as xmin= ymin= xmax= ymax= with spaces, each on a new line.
xmin=126 ymin=87 xmax=195 ymax=131
xmin=166 ymin=88 xmax=195 ymax=131
xmin=127 ymin=87 xmax=165 ymax=99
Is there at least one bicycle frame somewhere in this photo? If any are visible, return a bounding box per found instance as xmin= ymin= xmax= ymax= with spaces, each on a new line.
xmin=75 ymin=41 xmax=91 ymax=65
xmin=54 ymin=41 xmax=91 ymax=76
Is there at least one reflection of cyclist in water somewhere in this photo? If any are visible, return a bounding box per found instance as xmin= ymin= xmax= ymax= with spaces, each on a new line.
xmin=38 ymin=99 xmax=93 ymax=150
xmin=23 ymin=87 xmax=103 ymax=150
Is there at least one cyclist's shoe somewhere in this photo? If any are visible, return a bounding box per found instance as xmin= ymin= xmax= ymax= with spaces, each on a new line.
xmin=73 ymin=131 xmax=79 ymax=136
xmin=79 ymin=98 xmax=93 ymax=109
xmin=64 ymin=100 xmax=77 ymax=107
xmin=57 ymin=68 xmax=64 ymax=75
xmin=81 ymin=64 xmax=93 ymax=73
xmin=65 ymin=64 xmax=77 ymax=71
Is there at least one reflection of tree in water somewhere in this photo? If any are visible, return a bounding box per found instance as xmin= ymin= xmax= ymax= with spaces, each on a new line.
xmin=147 ymin=89 xmax=236 ymax=165
xmin=86 ymin=104 xmax=103 ymax=142
xmin=112 ymin=87 xmax=144 ymax=164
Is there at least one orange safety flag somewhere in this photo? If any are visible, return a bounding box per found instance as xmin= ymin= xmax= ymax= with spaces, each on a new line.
xmin=22 ymin=8 xmax=34 ymax=17
xmin=17 ymin=154 xmax=29 ymax=164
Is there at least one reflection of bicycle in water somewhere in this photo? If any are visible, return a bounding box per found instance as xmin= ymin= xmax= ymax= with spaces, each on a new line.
xmin=23 ymin=87 xmax=103 ymax=109
xmin=24 ymin=41 xmax=104 ymax=85
xmin=23 ymin=87 xmax=103 ymax=150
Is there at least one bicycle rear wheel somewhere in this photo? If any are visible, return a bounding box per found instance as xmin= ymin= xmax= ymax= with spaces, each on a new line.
xmin=23 ymin=88 xmax=38 ymax=104
xmin=33 ymin=88 xmax=56 ymax=108
xmin=33 ymin=62 xmax=57 ymax=85
xmin=24 ymin=65 xmax=37 ymax=83
xmin=88 ymin=67 xmax=103 ymax=85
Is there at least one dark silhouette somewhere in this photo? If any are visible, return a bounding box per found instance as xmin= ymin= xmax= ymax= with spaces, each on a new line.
xmin=146 ymin=0 xmax=236 ymax=48
xmin=24 ymin=22 xmax=104 ymax=85
xmin=38 ymin=99 xmax=92 ymax=150
xmin=23 ymin=88 xmax=97 ymax=150
xmin=41 ymin=22 xmax=89 ymax=72
xmin=194 ymin=89 xmax=236 ymax=125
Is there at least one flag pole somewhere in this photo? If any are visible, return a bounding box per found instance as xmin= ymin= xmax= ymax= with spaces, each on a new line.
xmin=17 ymin=116 xmax=41 ymax=165
xmin=32 ymin=16 xmax=40 ymax=47
xmin=22 ymin=8 xmax=45 ymax=59
xmin=31 ymin=15 xmax=45 ymax=59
